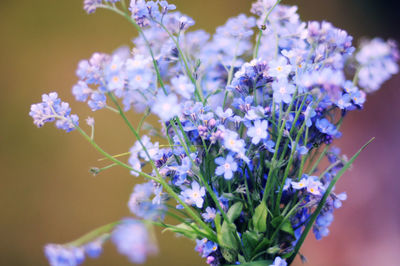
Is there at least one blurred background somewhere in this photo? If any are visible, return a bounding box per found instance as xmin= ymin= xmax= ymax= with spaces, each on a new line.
xmin=0 ymin=0 xmax=399 ymax=265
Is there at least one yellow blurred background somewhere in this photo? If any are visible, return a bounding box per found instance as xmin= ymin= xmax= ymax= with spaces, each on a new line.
xmin=0 ymin=0 xmax=399 ymax=265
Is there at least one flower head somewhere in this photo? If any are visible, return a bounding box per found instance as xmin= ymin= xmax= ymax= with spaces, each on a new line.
xmin=180 ymin=181 xmax=206 ymax=208
xmin=29 ymin=92 xmax=79 ymax=132
xmin=152 ymin=93 xmax=181 ymax=121
xmin=111 ymin=219 xmax=158 ymax=264
xmin=215 ymin=154 xmax=238 ymax=180
xmin=247 ymin=119 xmax=269 ymax=144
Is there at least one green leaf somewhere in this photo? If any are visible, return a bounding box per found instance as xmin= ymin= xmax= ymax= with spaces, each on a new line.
xmin=288 ymin=138 xmax=375 ymax=264
xmin=218 ymin=221 xmax=238 ymax=250
xmin=251 ymin=237 xmax=271 ymax=258
xmin=221 ymin=247 xmax=238 ymax=263
xmin=242 ymin=231 xmax=262 ymax=260
xmin=214 ymin=213 xmax=221 ymax=234
xmin=252 ymin=202 xmax=268 ymax=233
xmin=238 ymin=254 xmax=246 ymax=264
xmin=271 ymin=216 xmax=283 ymax=228
xmin=280 ymin=220 xmax=294 ymax=236
xmin=227 ymin=202 xmax=243 ymax=223
xmin=162 ymin=223 xmax=198 ymax=239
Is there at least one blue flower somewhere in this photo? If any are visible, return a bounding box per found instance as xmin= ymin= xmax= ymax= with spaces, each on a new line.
xmin=356 ymin=38 xmax=399 ymax=92
xmin=128 ymin=182 xmax=165 ymax=221
xmin=84 ymin=238 xmax=106 ymax=259
xmin=72 ymin=81 xmax=92 ymax=102
xmin=111 ymin=219 xmax=158 ymax=264
xmin=83 ymin=0 xmax=102 ymax=14
xmin=174 ymin=156 xmax=192 ymax=186
xmin=222 ymin=129 xmax=245 ymax=154
xmin=333 ymin=192 xmax=347 ymax=208
xmin=202 ymin=241 xmax=218 ymax=257
xmin=215 ymin=154 xmax=238 ymax=180
xmin=202 ymin=207 xmax=217 ymax=222
xmin=181 ymin=181 xmax=206 ymax=208
xmin=195 ymin=239 xmax=218 ymax=258
xmin=126 ymin=58 xmax=153 ymax=90
xmin=247 ymin=119 xmax=269 ymax=144
xmin=316 ymin=118 xmax=338 ymax=136
xmin=29 ymin=92 xmax=79 ymax=132
xmin=270 ymin=256 xmax=287 ymax=266
xmin=88 ymin=92 xmax=107 ymax=111
xmin=272 ymin=79 xmax=296 ymax=103
xmin=268 ymin=57 xmax=292 ymax=80
xmin=313 ymin=212 xmax=334 ymax=240
xmin=44 ymin=244 xmax=85 ymax=266
xmin=152 ymin=93 xmax=181 ymax=121
xmin=291 ymin=175 xmax=323 ymax=195
xmin=336 ymin=93 xmax=352 ymax=109
xmin=171 ymin=75 xmax=195 ymax=99
xmin=303 ymin=104 xmax=316 ymax=127
xmin=215 ymin=107 xmax=233 ymax=122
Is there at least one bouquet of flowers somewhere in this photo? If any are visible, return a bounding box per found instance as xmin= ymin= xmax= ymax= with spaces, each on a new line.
xmin=29 ymin=0 xmax=399 ymax=265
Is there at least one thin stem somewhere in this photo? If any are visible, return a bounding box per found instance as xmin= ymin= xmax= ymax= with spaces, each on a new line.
xmin=157 ymin=22 xmax=204 ymax=102
xmin=105 ymin=105 xmax=119 ymax=113
xmin=65 ymin=221 xmax=121 ymax=247
xmin=99 ymin=5 xmax=168 ymax=95
xmin=253 ymin=0 xmax=282 ymax=59
xmin=75 ymin=123 xmax=214 ymax=238
xmin=288 ymin=138 xmax=375 ymax=264
xmin=107 ymin=93 xmax=215 ymax=238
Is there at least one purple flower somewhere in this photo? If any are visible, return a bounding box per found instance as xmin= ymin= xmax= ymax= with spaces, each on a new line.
xmin=215 ymin=154 xmax=238 ymax=180
xmin=83 ymin=0 xmax=102 ymax=14
xmin=195 ymin=239 xmax=218 ymax=258
xmin=202 ymin=207 xmax=217 ymax=222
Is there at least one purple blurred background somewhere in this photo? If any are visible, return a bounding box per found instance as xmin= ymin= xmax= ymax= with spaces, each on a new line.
xmin=0 ymin=0 xmax=399 ymax=265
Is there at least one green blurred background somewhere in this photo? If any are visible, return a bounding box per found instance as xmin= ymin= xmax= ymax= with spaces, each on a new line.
xmin=1 ymin=0 xmax=399 ymax=265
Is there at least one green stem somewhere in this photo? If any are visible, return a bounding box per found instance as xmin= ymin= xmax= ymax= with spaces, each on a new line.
xmin=66 ymin=221 xmax=121 ymax=247
xmin=75 ymin=123 xmax=214 ymax=238
xmin=157 ymin=22 xmax=204 ymax=102
xmin=288 ymin=138 xmax=375 ymax=264
xmin=99 ymin=4 xmax=168 ymax=95
xmin=253 ymin=0 xmax=282 ymax=59
xmin=107 ymin=94 xmax=216 ymax=238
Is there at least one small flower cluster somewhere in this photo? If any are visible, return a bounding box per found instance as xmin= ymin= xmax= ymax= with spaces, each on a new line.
xmin=30 ymin=92 xmax=78 ymax=132
xmin=44 ymin=236 xmax=106 ymax=266
xmin=30 ymin=0 xmax=398 ymax=265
